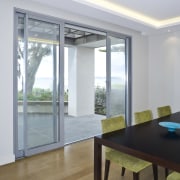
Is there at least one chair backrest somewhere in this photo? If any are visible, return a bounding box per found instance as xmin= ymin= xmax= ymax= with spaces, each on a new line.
xmin=101 ymin=115 xmax=126 ymax=134
xmin=101 ymin=116 xmax=126 ymax=153
xmin=157 ymin=105 xmax=171 ymax=118
xmin=134 ymin=110 xmax=153 ymax=124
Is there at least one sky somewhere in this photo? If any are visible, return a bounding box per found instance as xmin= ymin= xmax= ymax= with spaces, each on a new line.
xmin=25 ymin=46 xmax=126 ymax=90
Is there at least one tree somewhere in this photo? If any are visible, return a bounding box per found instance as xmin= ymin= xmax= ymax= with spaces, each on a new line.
xmin=18 ymin=42 xmax=51 ymax=94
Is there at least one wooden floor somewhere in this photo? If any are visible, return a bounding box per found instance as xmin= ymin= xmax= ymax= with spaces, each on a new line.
xmin=0 ymin=139 xmax=167 ymax=180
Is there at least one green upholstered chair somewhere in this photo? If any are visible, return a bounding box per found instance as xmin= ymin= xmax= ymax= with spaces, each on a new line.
xmin=135 ymin=109 xmax=169 ymax=178
xmin=167 ymin=172 xmax=180 ymax=180
xmin=134 ymin=110 xmax=153 ymax=124
xmin=157 ymin=105 xmax=171 ymax=118
xmin=101 ymin=115 xmax=157 ymax=180
xmin=157 ymin=105 xmax=172 ymax=177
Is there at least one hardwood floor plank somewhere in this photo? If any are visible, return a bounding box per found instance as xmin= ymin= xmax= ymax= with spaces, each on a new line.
xmin=0 ymin=139 xmax=166 ymax=180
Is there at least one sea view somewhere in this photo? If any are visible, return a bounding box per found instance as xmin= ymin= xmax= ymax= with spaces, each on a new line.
xmin=33 ymin=76 xmax=124 ymax=90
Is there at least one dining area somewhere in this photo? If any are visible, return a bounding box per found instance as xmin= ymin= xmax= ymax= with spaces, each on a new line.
xmin=94 ymin=106 xmax=180 ymax=180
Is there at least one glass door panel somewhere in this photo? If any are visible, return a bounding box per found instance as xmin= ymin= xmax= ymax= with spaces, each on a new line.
xmin=15 ymin=13 xmax=63 ymax=157
xmin=17 ymin=15 xmax=25 ymax=153
xmin=109 ymin=36 xmax=126 ymax=116
xmin=95 ymin=47 xmax=106 ymax=115
xmin=64 ymin=25 xmax=106 ymax=143
xmin=26 ymin=19 xmax=60 ymax=149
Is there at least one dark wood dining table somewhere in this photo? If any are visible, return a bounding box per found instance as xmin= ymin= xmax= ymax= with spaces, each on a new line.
xmin=94 ymin=112 xmax=180 ymax=180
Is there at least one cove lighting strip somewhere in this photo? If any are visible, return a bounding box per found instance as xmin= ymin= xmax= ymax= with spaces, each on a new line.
xmin=73 ymin=0 xmax=180 ymax=29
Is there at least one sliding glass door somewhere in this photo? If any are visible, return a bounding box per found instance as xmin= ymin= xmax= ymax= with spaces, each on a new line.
xmin=63 ymin=24 xmax=106 ymax=143
xmin=15 ymin=13 xmax=63 ymax=157
xmin=14 ymin=10 xmax=131 ymax=158
xmin=106 ymin=34 xmax=131 ymax=122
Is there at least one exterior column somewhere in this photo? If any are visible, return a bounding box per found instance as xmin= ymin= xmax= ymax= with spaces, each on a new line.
xmin=68 ymin=47 xmax=94 ymax=116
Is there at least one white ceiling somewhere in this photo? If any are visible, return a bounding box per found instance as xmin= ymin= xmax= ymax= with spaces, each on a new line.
xmin=29 ymin=0 xmax=180 ymax=34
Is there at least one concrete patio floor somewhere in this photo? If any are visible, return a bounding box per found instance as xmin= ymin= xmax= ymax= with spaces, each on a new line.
xmin=64 ymin=114 xmax=105 ymax=144
xmin=18 ymin=113 xmax=105 ymax=148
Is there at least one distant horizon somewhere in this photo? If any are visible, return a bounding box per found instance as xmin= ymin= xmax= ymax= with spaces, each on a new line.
xmin=33 ymin=76 xmax=125 ymax=90
xmin=18 ymin=76 xmax=125 ymax=91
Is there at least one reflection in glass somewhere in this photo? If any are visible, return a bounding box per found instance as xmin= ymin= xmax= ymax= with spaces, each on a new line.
xmin=17 ymin=16 xmax=25 ymax=150
xmin=26 ymin=19 xmax=60 ymax=148
xmin=110 ymin=37 xmax=126 ymax=116
xmin=17 ymin=17 xmax=60 ymax=150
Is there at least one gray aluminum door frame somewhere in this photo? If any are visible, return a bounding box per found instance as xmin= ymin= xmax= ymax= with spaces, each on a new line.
xmin=14 ymin=10 xmax=65 ymax=158
xmin=106 ymin=32 xmax=132 ymax=126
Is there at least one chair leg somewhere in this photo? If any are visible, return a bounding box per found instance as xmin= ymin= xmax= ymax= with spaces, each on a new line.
xmin=133 ymin=172 xmax=139 ymax=180
xmin=165 ymin=168 xmax=169 ymax=177
xmin=121 ymin=167 xmax=126 ymax=176
xmin=104 ymin=159 xmax=110 ymax=180
xmin=152 ymin=164 xmax=158 ymax=180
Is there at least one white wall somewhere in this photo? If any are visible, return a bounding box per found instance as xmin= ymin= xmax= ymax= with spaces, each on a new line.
xmin=132 ymin=35 xmax=149 ymax=115
xmin=0 ymin=0 xmax=14 ymax=165
xmin=149 ymin=31 xmax=180 ymax=117
xmin=0 ymin=0 xmax=149 ymax=165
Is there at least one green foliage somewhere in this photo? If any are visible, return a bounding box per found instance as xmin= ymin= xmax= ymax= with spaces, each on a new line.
xmin=18 ymin=87 xmax=106 ymax=115
xmin=18 ymin=88 xmax=69 ymax=101
xmin=64 ymin=89 xmax=68 ymax=101
xmin=18 ymin=91 xmax=23 ymax=100
xmin=95 ymin=86 xmax=106 ymax=115
xmin=18 ymin=88 xmax=53 ymax=101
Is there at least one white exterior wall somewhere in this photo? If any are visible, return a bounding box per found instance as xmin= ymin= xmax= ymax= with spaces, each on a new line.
xmin=76 ymin=47 xmax=94 ymax=116
xmin=68 ymin=47 xmax=77 ymax=116
xmin=0 ymin=0 xmax=149 ymax=165
xmin=68 ymin=47 xmax=94 ymax=116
